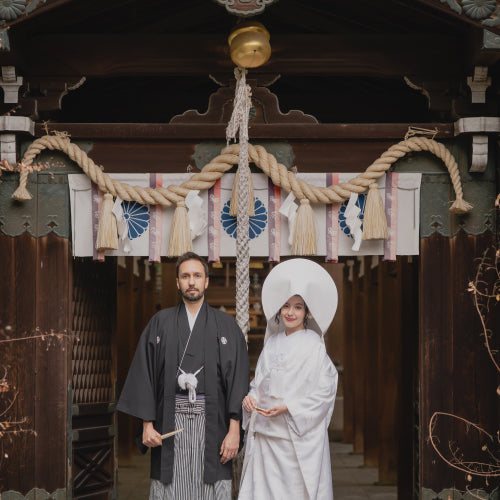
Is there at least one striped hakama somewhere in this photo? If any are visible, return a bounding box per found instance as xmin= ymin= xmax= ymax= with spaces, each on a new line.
xmin=149 ymin=395 xmax=231 ymax=500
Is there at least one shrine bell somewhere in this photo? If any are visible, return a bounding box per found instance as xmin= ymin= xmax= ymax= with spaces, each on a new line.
xmin=228 ymin=21 xmax=271 ymax=68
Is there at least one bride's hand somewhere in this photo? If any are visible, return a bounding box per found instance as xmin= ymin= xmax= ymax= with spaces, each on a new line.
xmin=242 ymin=395 xmax=257 ymax=412
xmin=263 ymin=404 xmax=287 ymax=417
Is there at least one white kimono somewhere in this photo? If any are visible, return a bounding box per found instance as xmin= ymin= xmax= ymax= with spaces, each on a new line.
xmin=239 ymin=329 xmax=338 ymax=500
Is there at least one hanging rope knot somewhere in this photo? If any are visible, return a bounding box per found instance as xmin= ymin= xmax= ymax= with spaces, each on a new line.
xmin=300 ymin=199 xmax=310 ymax=205
xmin=178 ymin=366 xmax=204 ymax=404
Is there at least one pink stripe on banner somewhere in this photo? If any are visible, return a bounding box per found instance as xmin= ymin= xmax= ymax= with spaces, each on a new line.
xmin=268 ymin=179 xmax=281 ymax=262
xmin=208 ymin=179 xmax=221 ymax=263
xmin=91 ymin=182 xmax=105 ymax=262
xmin=326 ymin=173 xmax=340 ymax=262
xmin=383 ymin=172 xmax=399 ymax=261
xmin=149 ymin=174 xmax=163 ymax=263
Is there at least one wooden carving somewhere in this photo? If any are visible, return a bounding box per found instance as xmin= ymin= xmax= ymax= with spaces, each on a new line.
xmin=170 ymin=85 xmax=318 ymax=124
xmin=214 ymin=0 xmax=279 ymax=17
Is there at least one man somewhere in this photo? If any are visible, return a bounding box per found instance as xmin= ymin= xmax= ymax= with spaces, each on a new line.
xmin=117 ymin=252 xmax=250 ymax=499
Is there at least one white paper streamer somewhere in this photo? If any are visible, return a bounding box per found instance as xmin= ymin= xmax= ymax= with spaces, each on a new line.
xmin=185 ymin=190 xmax=207 ymax=239
xmin=279 ymin=191 xmax=298 ymax=246
xmin=344 ymin=193 xmax=363 ymax=251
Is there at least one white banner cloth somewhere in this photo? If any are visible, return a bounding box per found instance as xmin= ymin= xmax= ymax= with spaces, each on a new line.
xmin=68 ymin=172 xmax=421 ymax=258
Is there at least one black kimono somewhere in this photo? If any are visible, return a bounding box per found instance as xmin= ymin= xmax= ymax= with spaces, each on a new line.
xmin=117 ymin=301 xmax=250 ymax=484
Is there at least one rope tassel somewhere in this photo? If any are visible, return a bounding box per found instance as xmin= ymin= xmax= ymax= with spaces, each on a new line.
xmin=167 ymin=202 xmax=193 ymax=257
xmin=96 ymin=193 xmax=119 ymax=251
xmin=292 ymin=199 xmax=317 ymax=255
xmin=362 ymin=183 xmax=388 ymax=240
xmin=12 ymin=167 xmax=33 ymax=201
xmin=450 ymin=198 xmax=473 ymax=214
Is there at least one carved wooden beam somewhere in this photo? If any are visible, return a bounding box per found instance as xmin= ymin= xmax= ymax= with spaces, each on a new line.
xmin=11 ymin=34 xmax=464 ymax=79
xmin=20 ymin=76 xmax=86 ymax=118
xmin=33 ymin=122 xmax=455 ymax=140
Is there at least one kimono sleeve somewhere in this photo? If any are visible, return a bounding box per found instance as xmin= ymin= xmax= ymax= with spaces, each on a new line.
xmin=284 ymin=351 xmax=338 ymax=437
xmin=220 ymin=316 xmax=250 ymax=421
xmin=116 ymin=314 xmax=162 ymax=422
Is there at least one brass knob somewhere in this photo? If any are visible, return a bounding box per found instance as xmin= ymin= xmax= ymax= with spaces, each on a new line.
xmin=228 ymin=22 xmax=271 ymax=69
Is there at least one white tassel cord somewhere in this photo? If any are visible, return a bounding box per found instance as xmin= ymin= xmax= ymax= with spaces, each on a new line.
xmin=177 ymin=366 xmax=204 ymax=404
xmin=227 ymin=67 xmax=252 ymax=339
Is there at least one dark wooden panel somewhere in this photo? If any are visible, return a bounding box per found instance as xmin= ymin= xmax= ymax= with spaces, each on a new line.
xmin=419 ymin=232 xmax=498 ymax=494
xmin=363 ymin=257 xmax=379 ymax=467
xmin=448 ymin=233 xmax=498 ymax=493
xmin=19 ymin=34 xmax=463 ymax=79
xmin=0 ymin=232 xmax=37 ymax=492
xmin=34 ymin=232 xmax=71 ymax=491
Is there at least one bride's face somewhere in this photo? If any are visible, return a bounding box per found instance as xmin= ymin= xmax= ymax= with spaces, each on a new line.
xmin=280 ymin=295 xmax=307 ymax=335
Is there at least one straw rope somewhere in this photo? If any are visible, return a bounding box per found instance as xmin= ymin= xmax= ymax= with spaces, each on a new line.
xmin=13 ymin=133 xmax=472 ymax=214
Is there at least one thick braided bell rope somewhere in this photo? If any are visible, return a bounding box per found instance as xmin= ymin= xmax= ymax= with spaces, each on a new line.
xmin=227 ymin=68 xmax=252 ymax=337
xmin=14 ymin=134 xmax=472 ymax=215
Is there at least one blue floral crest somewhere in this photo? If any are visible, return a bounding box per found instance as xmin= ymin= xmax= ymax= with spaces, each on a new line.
xmin=338 ymin=194 xmax=366 ymax=238
xmin=221 ymin=197 xmax=267 ymax=239
xmin=121 ymin=200 xmax=150 ymax=239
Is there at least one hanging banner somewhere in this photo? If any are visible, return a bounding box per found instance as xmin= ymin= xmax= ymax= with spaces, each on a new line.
xmin=68 ymin=172 xmax=421 ymax=258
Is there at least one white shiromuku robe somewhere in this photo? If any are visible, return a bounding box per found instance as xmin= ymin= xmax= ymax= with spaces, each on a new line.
xmin=239 ymin=328 xmax=338 ymax=500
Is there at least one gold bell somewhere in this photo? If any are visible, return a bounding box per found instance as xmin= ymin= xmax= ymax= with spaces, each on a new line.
xmin=228 ymin=21 xmax=271 ymax=69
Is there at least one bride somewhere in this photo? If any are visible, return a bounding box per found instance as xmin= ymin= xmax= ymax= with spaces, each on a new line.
xmin=239 ymin=258 xmax=338 ymax=500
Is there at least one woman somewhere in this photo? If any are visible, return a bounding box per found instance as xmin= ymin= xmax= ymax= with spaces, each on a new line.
xmin=239 ymin=259 xmax=338 ymax=500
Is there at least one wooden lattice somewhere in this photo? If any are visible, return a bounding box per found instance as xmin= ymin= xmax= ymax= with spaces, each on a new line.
xmin=71 ymin=258 xmax=115 ymax=404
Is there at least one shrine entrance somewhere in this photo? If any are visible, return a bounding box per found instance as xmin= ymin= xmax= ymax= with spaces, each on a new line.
xmin=111 ymin=254 xmax=418 ymax=499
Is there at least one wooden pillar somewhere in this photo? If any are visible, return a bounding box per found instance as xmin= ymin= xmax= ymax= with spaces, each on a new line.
xmin=36 ymin=234 xmax=71 ymax=491
xmin=398 ymin=256 xmax=418 ymax=499
xmin=117 ymin=257 xmax=135 ymax=465
xmin=362 ymin=256 xmax=379 ymax=467
xmin=323 ymin=263 xmax=344 ymax=441
xmin=351 ymin=259 xmax=365 ymax=454
xmin=161 ymin=261 xmax=178 ymax=309
xmin=342 ymin=261 xmax=354 ymax=444
xmin=377 ymin=260 xmax=402 ymax=484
